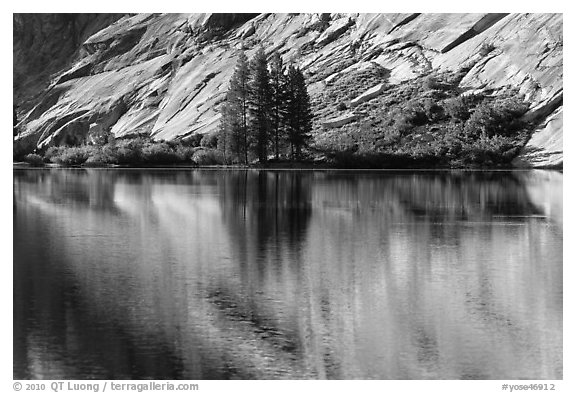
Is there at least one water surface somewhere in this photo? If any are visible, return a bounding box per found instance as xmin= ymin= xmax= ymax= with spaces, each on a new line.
xmin=13 ymin=169 xmax=562 ymax=379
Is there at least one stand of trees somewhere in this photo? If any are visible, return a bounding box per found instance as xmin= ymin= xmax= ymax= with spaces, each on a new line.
xmin=218 ymin=47 xmax=313 ymax=164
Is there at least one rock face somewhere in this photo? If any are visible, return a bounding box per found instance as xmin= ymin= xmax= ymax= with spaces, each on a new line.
xmin=13 ymin=13 xmax=562 ymax=167
xmin=350 ymin=83 xmax=386 ymax=107
xmin=322 ymin=113 xmax=360 ymax=128
xmin=13 ymin=14 xmax=124 ymax=104
xmin=512 ymin=107 xmax=563 ymax=168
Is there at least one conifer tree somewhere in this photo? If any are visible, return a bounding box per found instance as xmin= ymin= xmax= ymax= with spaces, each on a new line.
xmin=217 ymin=103 xmax=235 ymax=164
xmin=218 ymin=50 xmax=250 ymax=164
xmin=269 ymin=51 xmax=285 ymax=160
xmin=283 ymin=66 xmax=313 ymax=159
xmin=248 ymin=47 xmax=272 ymax=163
xmin=219 ymin=50 xmax=314 ymax=164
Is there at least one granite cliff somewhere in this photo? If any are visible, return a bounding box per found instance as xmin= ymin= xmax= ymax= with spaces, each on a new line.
xmin=13 ymin=13 xmax=562 ymax=168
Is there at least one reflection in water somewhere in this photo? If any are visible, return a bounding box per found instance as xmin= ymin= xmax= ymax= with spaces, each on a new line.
xmin=14 ymin=169 xmax=562 ymax=379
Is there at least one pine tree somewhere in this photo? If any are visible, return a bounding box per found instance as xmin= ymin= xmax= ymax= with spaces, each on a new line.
xmin=283 ymin=66 xmax=313 ymax=159
xmin=269 ymin=51 xmax=285 ymax=160
xmin=219 ymin=50 xmax=314 ymax=164
xmin=248 ymin=47 xmax=272 ymax=163
xmin=217 ymin=103 xmax=235 ymax=164
xmin=218 ymin=50 xmax=250 ymax=164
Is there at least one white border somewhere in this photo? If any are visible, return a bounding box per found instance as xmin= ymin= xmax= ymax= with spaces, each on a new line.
xmin=3 ymin=3 xmax=571 ymax=392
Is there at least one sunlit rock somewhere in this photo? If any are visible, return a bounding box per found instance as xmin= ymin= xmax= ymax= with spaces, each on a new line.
xmin=322 ymin=113 xmax=360 ymax=128
xmin=350 ymin=83 xmax=386 ymax=107
xmin=13 ymin=13 xmax=563 ymax=166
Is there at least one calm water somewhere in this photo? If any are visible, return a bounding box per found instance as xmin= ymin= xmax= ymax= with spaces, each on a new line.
xmin=13 ymin=169 xmax=562 ymax=380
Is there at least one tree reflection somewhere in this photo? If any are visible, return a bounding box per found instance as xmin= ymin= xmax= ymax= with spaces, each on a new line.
xmin=215 ymin=170 xmax=313 ymax=359
xmin=218 ymin=170 xmax=312 ymax=277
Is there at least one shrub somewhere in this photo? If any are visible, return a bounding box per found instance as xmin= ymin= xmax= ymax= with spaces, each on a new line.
xmin=442 ymin=124 xmax=466 ymax=157
xmin=422 ymin=98 xmax=444 ymax=122
xmin=88 ymin=126 xmax=113 ymax=146
xmin=200 ymin=132 xmax=219 ymax=149
xmin=175 ymin=145 xmax=197 ymax=162
xmin=183 ymin=133 xmax=203 ymax=147
xmin=54 ymin=146 xmax=91 ymax=166
xmin=390 ymin=100 xmax=429 ymax=135
xmin=424 ymin=75 xmax=442 ymax=90
xmin=392 ymin=114 xmax=413 ymax=135
xmin=492 ymin=95 xmax=530 ymax=122
xmin=44 ymin=146 xmax=65 ymax=163
xmin=373 ymin=127 xmax=401 ymax=151
xmin=82 ymin=145 xmax=120 ymax=166
xmin=313 ymin=130 xmax=357 ymax=154
xmin=100 ymin=144 xmax=119 ymax=164
xmin=479 ymin=42 xmax=496 ymax=56
xmin=84 ymin=151 xmax=110 ymax=167
xmin=424 ymin=75 xmax=448 ymax=90
xmin=141 ymin=142 xmax=181 ymax=164
xmin=113 ymin=138 xmax=146 ymax=164
xmin=192 ymin=149 xmax=224 ymax=165
xmin=24 ymin=153 xmax=44 ymax=166
xmin=402 ymin=143 xmax=445 ymax=163
xmin=405 ymin=100 xmax=429 ymax=126
xmin=337 ymin=102 xmax=347 ymax=111
xmin=444 ymin=96 xmax=471 ymax=122
xmin=461 ymin=134 xmax=518 ymax=165
xmin=464 ymin=95 xmax=528 ymax=139
xmin=464 ymin=103 xmax=496 ymax=138
xmin=114 ymin=146 xmax=139 ymax=164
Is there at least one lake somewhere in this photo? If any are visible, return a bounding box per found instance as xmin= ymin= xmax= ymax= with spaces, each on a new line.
xmin=13 ymin=168 xmax=563 ymax=379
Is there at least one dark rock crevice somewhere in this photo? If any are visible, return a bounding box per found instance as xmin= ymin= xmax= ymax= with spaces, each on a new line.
xmin=54 ymin=60 xmax=94 ymax=85
xmin=388 ymin=13 xmax=421 ymax=34
xmin=441 ymin=13 xmax=508 ymax=53
xmin=523 ymin=90 xmax=562 ymax=123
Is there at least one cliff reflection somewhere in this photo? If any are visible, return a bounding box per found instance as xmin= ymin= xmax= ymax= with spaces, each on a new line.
xmin=14 ymin=169 xmax=562 ymax=379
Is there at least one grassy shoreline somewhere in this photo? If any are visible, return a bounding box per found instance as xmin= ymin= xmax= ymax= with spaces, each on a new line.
xmin=12 ymin=160 xmax=563 ymax=171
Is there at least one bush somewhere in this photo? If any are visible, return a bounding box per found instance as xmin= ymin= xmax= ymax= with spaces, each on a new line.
xmin=44 ymin=146 xmax=65 ymax=163
xmin=461 ymin=135 xmax=518 ymax=165
xmin=492 ymin=95 xmax=530 ymax=121
xmin=113 ymin=138 xmax=146 ymax=164
xmin=390 ymin=100 xmax=429 ymax=135
xmin=54 ymin=146 xmax=91 ymax=165
xmin=24 ymin=153 xmax=44 ymax=166
xmin=424 ymin=75 xmax=442 ymax=90
xmin=464 ymin=96 xmax=528 ymax=139
xmin=422 ymin=98 xmax=444 ymax=122
xmin=192 ymin=149 xmax=224 ymax=165
xmin=405 ymin=100 xmax=429 ymax=126
xmin=99 ymin=144 xmax=119 ymax=164
xmin=84 ymin=152 xmax=109 ymax=167
xmin=479 ymin=42 xmax=496 ymax=56
xmin=200 ymin=133 xmax=219 ymax=149
xmin=444 ymin=96 xmax=471 ymax=122
xmin=83 ymin=146 xmax=119 ymax=166
xmin=141 ymin=142 xmax=181 ymax=164
xmin=464 ymin=103 xmax=495 ymax=138
xmin=182 ymin=133 xmax=203 ymax=147
xmin=175 ymin=145 xmax=197 ymax=162
xmin=337 ymin=102 xmax=347 ymax=111
xmin=88 ymin=126 xmax=113 ymax=146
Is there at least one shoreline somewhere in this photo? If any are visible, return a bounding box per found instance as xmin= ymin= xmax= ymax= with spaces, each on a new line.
xmin=13 ymin=162 xmax=563 ymax=172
